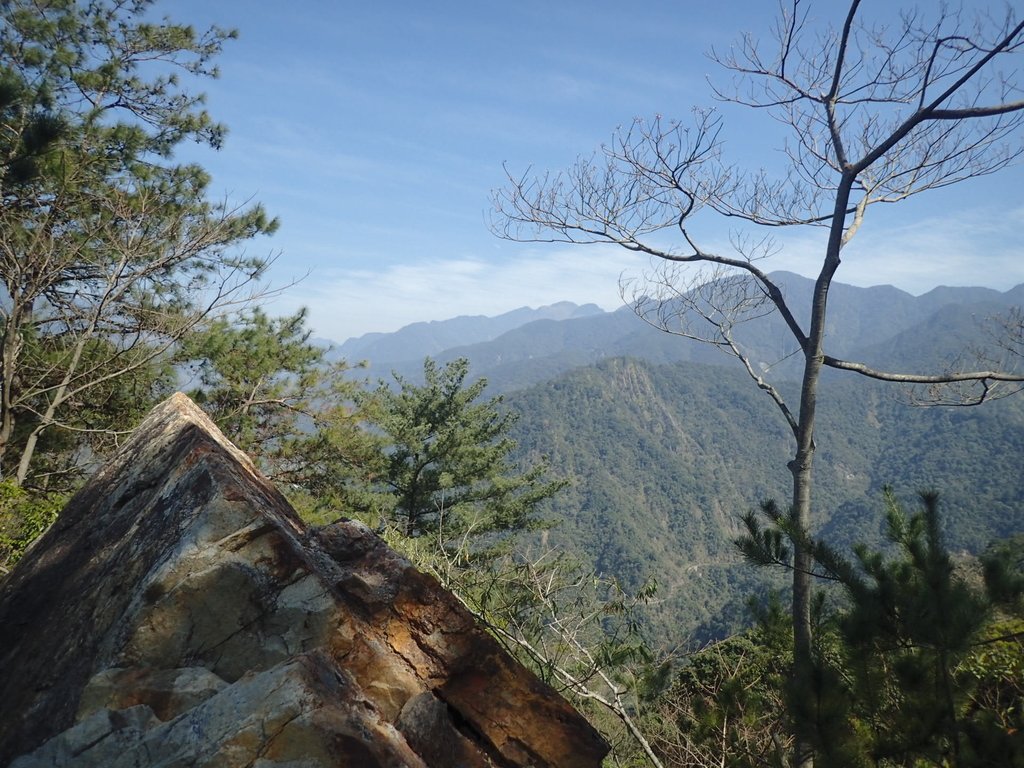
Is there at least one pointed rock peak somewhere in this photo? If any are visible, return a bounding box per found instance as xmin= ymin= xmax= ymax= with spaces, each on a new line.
xmin=0 ymin=394 xmax=607 ymax=767
xmin=117 ymin=390 xmax=260 ymax=474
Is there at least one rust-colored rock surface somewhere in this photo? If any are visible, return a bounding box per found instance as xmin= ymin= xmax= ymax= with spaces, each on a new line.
xmin=0 ymin=393 xmax=608 ymax=767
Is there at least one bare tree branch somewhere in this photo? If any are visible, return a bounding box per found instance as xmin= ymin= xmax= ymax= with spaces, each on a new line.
xmin=493 ymin=3 xmax=1024 ymax=765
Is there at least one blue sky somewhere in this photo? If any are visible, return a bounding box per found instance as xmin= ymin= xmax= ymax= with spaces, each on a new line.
xmin=169 ymin=1 xmax=1024 ymax=342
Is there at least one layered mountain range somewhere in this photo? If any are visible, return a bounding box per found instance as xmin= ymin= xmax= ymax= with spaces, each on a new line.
xmin=338 ymin=273 xmax=1024 ymax=394
xmin=332 ymin=273 xmax=1024 ymax=645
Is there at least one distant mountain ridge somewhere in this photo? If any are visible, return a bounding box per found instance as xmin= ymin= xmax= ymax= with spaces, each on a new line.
xmin=333 ymin=301 xmax=604 ymax=366
xmin=317 ymin=274 xmax=1023 ymax=646
xmin=327 ymin=273 xmax=1024 ymax=392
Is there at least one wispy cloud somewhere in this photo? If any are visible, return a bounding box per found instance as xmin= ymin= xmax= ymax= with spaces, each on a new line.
xmin=274 ymin=203 xmax=1024 ymax=344
xmin=170 ymin=0 xmax=1024 ymax=352
xmin=755 ymin=206 xmax=1024 ymax=294
xmin=278 ymin=245 xmax=649 ymax=342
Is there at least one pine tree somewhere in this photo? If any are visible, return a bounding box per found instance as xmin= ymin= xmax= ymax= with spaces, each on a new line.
xmin=0 ymin=0 xmax=276 ymax=487
xmin=740 ymin=492 xmax=1024 ymax=766
xmin=357 ymin=357 xmax=565 ymax=552
xmin=181 ymin=308 xmax=374 ymax=513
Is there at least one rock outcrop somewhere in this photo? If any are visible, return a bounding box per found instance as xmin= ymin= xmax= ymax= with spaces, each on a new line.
xmin=0 ymin=393 xmax=608 ymax=767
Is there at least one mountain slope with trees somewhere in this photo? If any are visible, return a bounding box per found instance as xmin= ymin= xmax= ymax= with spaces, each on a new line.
xmin=505 ymin=356 xmax=1024 ymax=645
xmin=494 ymin=3 xmax=1024 ymax=761
xmin=321 ymin=275 xmax=1024 ymax=648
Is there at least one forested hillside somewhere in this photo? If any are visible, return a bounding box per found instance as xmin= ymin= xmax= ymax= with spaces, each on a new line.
xmin=506 ymin=357 xmax=1024 ymax=645
xmin=328 ymin=275 xmax=1024 ymax=647
xmin=3 ymin=1 xmax=1023 ymax=763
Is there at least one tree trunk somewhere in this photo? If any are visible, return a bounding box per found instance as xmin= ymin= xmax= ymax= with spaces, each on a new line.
xmin=789 ymin=357 xmax=819 ymax=768
xmin=789 ymin=443 xmax=816 ymax=768
xmin=14 ymin=423 xmax=44 ymax=487
xmin=0 ymin=342 xmax=16 ymax=479
xmin=14 ymin=298 xmax=101 ymax=486
xmin=0 ymin=291 xmax=25 ymax=482
xmin=787 ymin=172 xmax=855 ymax=768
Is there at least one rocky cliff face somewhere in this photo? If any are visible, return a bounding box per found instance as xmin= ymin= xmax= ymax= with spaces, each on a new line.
xmin=0 ymin=393 xmax=607 ymax=767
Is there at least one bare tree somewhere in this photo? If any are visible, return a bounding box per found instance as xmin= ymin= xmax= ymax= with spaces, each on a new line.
xmin=492 ymin=2 xmax=1024 ymax=764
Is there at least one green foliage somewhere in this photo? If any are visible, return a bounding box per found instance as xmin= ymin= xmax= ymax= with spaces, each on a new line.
xmin=184 ymin=307 xmax=338 ymax=458
xmin=823 ymin=494 xmax=1024 ymax=767
xmin=648 ymin=609 xmax=793 ymax=768
xmin=357 ymin=357 xmax=566 ymax=551
xmin=357 ymin=359 xmax=665 ymax=763
xmin=182 ymin=307 xmax=379 ymax=515
xmin=0 ymin=0 xmax=276 ymax=487
xmin=982 ymin=534 xmax=1024 ymax=614
xmin=4 ymin=330 xmax=177 ymax=488
xmin=0 ymin=0 xmax=234 ymax=166
xmin=737 ymin=492 xmax=1024 ymax=767
xmin=957 ymin=618 xmax=1024 ymax=766
xmin=0 ymin=480 xmax=64 ymax=573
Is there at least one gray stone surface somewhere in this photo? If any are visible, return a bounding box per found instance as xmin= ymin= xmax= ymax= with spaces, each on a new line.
xmin=0 ymin=393 xmax=607 ymax=767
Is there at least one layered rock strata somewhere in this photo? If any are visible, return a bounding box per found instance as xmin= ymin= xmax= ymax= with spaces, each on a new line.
xmin=0 ymin=393 xmax=607 ymax=767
